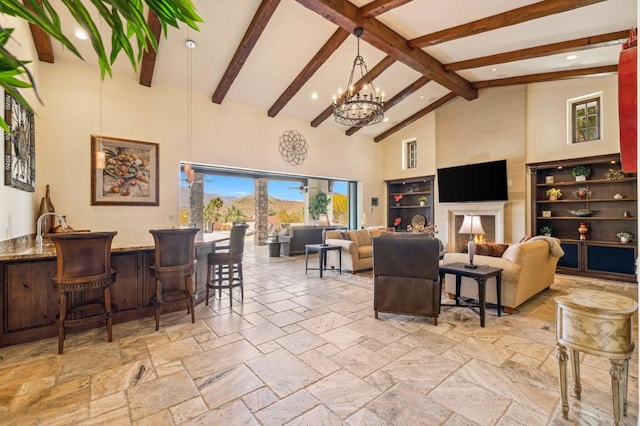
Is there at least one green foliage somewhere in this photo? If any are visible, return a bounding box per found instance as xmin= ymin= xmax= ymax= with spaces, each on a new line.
xmin=222 ymin=205 xmax=246 ymax=224
xmin=278 ymin=208 xmax=303 ymax=224
xmin=539 ymin=226 xmax=552 ymax=235
xmin=268 ymin=208 xmax=276 ymax=216
xmin=309 ymin=191 xmax=330 ymax=221
xmin=203 ymin=197 xmax=223 ymax=223
xmin=0 ymin=0 xmax=202 ymax=130
xmin=571 ymin=165 xmax=591 ymax=177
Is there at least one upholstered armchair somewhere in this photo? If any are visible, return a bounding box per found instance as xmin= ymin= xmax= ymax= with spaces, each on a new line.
xmin=372 ymin=233 xmax=441 ymax=324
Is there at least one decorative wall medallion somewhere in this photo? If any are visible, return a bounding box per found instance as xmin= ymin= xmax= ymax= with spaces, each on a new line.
xmin=279 ymin=130 xmax=308 ymax=166
xmin=4 ymin=93 xmax=35 ymax=192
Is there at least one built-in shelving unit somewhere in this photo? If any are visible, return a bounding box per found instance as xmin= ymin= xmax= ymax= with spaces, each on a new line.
xmin=528 ymin=154 xmax=637 ymax=282
xmin=386 ymin=176 xmax=434 ymax=230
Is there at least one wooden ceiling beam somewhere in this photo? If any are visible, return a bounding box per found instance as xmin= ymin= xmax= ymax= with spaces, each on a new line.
xmin=359 ymin=0 xmax=413 ymax=19
xmin=311 ymin=55 xmax=395 ymax=127
xmin=409 ymin=0 xmax=606 ymax=48
xmin=472 ymin=65 xmax=618 ymax=89
xmin=446 ymin=30 xmax=629 ymax=71
xmin=23 ymin=0 xmax=54 ymax=63
xmin=346 ymin=76 xmax=430 ymax=135
xmin=212 ymin=0 xmax=280 ymax=104
xmin=374 ymin=92 xmax=457 ymax=142
xmin=295 ymin=0 xmax=477 ymax=100
xmin=139 ymin=10 xmax=162 ymax=87
xmin=268 ymin=28 xmax=348 ymax=117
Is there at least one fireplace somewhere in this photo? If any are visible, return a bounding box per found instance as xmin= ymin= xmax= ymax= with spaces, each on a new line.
xmin=440 ymin=202 xmax=506 ymax=253
xmin=454 ymin=215 xmax=497 ymax=252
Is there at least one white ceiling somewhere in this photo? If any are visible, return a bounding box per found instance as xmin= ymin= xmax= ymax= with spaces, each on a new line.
xmin=50 ymin=0 xmax=638 ymax=139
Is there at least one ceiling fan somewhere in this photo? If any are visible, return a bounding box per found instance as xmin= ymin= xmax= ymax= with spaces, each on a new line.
xmin=287 ymin=183 xmax=319 ymax=194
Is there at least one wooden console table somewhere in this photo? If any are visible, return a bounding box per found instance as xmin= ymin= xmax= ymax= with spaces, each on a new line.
xmin=555 ymin=289 xmax=637 ymax=425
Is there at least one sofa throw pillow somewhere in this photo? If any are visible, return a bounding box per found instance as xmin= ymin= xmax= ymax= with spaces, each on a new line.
xmin=475 ymin=243 xmax=510 ymax=257
xmin=339 ymin=231 xmax=350 ymax=240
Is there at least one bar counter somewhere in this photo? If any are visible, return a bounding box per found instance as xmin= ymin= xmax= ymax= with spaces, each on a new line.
xmin=0 ymin=237 xmax=219 ymax=347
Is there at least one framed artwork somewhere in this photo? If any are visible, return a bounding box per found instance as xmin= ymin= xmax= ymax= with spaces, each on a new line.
xmin=91 ymin=135 xmax=159 ymax=206
xmin=4 ymin=93 xmax=35 ymax=192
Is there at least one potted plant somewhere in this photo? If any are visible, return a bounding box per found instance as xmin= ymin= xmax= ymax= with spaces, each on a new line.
xmin=546 ymin=188 xmax=562 ymax=201
xmin=617 ymin=232 xmax=633 ymax=243
xmin=605 ymin=168 xmax=626 ymax=180
xmin=572 ymin=165 xmax=591 ymax=182
xmin=309 ymin=191 xmax=331 ymax=223
xmin=418 ymin=196 xmax=427 ymax=206
xmin=539 ymin=226 xmax=552 ymax=237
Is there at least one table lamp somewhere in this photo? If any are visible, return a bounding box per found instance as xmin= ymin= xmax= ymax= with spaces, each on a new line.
xmin=458 ymin=215 xmax=485 ymax=268
xmin=318 ymin=214 xmax=331 ymax=245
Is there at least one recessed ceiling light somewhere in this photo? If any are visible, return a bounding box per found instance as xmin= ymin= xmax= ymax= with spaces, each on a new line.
xmin=566 ymin=54 xmax=578 ymax=60
xmin=420 ymin=95 xmax=424 ymax=99
xmin=383 ymin=117 xmax=389 ymax=122
xmin=75 ymin=29 xmax=88 ymax=40
xmin=491 ymin=67 xmax=497 ymax=72
xmin=611 ymin=160 xmax=617 ymax=164
xmin=311 ymin=92 xmax=318 ymax=100
xmin=185 ymin=40 xmax=197 ymax=49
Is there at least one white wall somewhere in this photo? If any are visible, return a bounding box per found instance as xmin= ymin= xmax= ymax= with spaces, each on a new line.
xmin=378 ymin=113 xmax=437 ymax=226
xmin=526 ymin=75 xmax=621 ymax=163
xmin=436 ymin=86 xmax=528 ymax=246
xmin=1 ymin=28 xmax=385 ymax=243
xmin=0 ymin=17 xmax=41 ymax=241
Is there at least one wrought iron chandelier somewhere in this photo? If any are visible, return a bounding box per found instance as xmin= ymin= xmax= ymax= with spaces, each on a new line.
xmin=333 ymin=27 xmax=384 ymax=127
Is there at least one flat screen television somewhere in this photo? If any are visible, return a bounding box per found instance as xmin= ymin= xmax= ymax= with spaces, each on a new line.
xmin=437 ymin=159 xmax=508 ymax=202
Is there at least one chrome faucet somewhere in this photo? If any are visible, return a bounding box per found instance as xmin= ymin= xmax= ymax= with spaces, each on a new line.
xmin=35 ymin=213 xmax=68 ymax=250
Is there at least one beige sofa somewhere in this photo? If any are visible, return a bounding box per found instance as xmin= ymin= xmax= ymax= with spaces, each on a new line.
xmin=324 ymin=229 xmax=387 ymax=273
xmin=442 ymin=238 xmax=562 ymax=312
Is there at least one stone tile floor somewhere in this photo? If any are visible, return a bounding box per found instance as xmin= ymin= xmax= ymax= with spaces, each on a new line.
xmin=0 ymin=244 xmax=637 ymax=425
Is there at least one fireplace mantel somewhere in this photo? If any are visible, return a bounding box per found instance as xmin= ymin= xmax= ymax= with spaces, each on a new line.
xmin=440 ymin=202 xmax=506 ymax=252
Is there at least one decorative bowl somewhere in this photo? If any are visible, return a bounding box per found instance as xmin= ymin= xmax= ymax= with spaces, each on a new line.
xmin=567 ymin=209 xmax=596 ymax=217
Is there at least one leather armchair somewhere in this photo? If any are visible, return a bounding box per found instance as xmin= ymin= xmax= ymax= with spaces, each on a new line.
xmin=372 ymin=233 xmax=441 ymax=325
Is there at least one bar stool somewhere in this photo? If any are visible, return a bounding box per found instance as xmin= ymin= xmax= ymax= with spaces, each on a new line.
xmin=50 ymin=231 xmax=117 ymax=355
xmin=555 ymin=289 xmax=637 ymax=425
xmin=206 ymin=223 xmax=248 ymax=307
xmin=149 ymin=228 xmax=199 ymax=330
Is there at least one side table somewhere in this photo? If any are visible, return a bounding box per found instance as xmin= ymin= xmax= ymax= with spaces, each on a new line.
xmin=305 ymin=244 xmax=341 ymax=278
xmin=555 ymin=289 xmax=637 ymax=425
xmin=439 ymin=262 xmax=502 ymax=327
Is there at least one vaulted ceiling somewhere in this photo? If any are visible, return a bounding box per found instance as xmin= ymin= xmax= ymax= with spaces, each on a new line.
xmin=30 ymin=0 xmax=637 ymax=141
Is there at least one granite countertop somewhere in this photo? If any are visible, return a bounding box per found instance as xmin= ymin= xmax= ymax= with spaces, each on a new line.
xmin=0 ymin=237 xmax=219 ymax=262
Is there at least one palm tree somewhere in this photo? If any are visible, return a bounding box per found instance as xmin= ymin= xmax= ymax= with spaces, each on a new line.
xmin=0 ymin=0 xmax=202 ymax=131
xmin=223 ymin=205 xmax=246 ymax=224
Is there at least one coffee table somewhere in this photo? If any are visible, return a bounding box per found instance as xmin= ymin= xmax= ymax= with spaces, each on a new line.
xmin=439 ymin=262 xmax=503 ymax=327
xmin=305 ymin=244 xmax=341 ymax=278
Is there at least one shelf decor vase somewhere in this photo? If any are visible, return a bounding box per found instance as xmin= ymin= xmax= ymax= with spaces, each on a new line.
xmin=419 ymin=201 xmax=425 ymax=206
xmin=578 ymin=222 xmax=588 ymax=240
xmin=621 ymin=237 xmax=629 ymax=243
xmin=549 ymin=195 xmax=557 ymax=201
xmin=37 ymin=185 xmax=55 ymax=235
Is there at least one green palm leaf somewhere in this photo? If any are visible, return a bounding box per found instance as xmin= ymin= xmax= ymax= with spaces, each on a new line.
xmin=0 ymin=0 xmax=202 ymax=130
